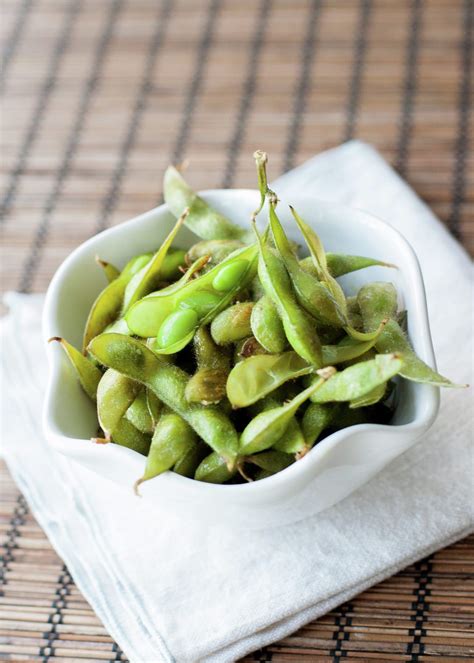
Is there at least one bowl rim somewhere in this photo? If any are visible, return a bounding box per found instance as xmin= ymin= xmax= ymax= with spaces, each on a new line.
xmin=43 ymin=189 xmax=440 ymax=498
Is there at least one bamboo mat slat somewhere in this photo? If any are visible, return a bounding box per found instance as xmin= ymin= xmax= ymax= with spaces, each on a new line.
xmin=1 ymin=0 xmax=473 ymax=661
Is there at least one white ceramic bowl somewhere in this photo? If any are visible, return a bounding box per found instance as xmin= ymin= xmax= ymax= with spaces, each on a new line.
xmin=43 ymin=191 xmax=439 ymax=529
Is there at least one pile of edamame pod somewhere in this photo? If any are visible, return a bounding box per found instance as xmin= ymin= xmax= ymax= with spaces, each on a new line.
xmin=52 ymin=151 xmax=460 ymax=489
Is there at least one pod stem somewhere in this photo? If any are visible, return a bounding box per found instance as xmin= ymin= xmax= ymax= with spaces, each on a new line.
xmin=91 ymin=436 xmax=111 ymax=445
xmin=252 ymin=150 xmax=278 ymax=220
xmin=237 ymin=461 xmax=253 ymax=483
xmin=133 ymin=478 xmax=144 ymax=496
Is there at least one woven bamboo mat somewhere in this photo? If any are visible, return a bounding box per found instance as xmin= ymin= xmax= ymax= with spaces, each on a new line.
xmin=0 ymin=0 xmax=473 ymax=660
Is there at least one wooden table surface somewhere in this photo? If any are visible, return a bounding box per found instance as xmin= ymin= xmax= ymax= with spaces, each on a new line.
xmin=1 ymin=0 xmax=473 ymax=661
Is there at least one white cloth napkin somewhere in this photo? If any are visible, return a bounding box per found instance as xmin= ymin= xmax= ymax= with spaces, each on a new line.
xmin=1 ymin=140 xmax=473 ymax=663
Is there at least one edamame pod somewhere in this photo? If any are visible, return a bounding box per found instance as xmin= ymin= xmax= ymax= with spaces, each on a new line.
xmin=210 ymin=302 xmax=254 ymax=345
xmin=88 ymin=334 xmax=239 ymax=467
xmin=301 ymin=403 xmax=336 ymax=450
xmin=299 ymin=254 xmax=395 ymax=279
xmin=358 ymin=282 xmax=460 ymax=387
xmin=245 ymin=450 xmax=294 ymax=475
xmin=194 ymin=451 xmax=237 ymax=484
xmin=239 ymin=368 xmax=335 ymax=455
xmin=146 ymin=390 xmax=162 ymax=427
xmin=122 ymin=211 xmax=187 ymax=312
xmin=186 ymin=239 xmax=244 ymax=266
xmin=185 ymin=326 xmax=230 ymax=404
xmin=291 ymin=207 xmax=383 ymax=342
xmin=125 ymin=389 xmax=154 ymax=434
xmin=308 ymin=354 xmax=402 ymax=403
xmin=349 ymin=382 xmax=387 ymax=408
xmin=254 ymin=224 xmax=323 ymax=365
xmin=273 ymin=418 xmax=306 ymax=454
xmin=249 ymin=393 xmax=306 ymax=455
xmin=226 ymin=332 xmax=385 ymax=408
xmin=357 ymin=282 xmax=398 ymax=332
xmin=135 ymin=410 xmax=197 ymax=492
xmin=346 ymin=296 xmax=363 ymax=331
xmin=96 ymin=369 xmax=140 ymax=440
xmin=83 ymin=252 xmax=152 ymax=350
xmin=173 ymin=441 xmax=208 ymax=478
xmin=49 ymin=337 xmax=102 ymax=401
xmin=96 ymin=256 xmax=120 ymax=283
xmin=159 ymin=249 xmax=187 ymax=280
xmin=108 ymin=417 xmax=151 ymax=456
xmin=253 ymin=152 xmax=343 ymax=327
xmin=250 ymin=296 xmax=287 ymax=353
xmin=269 ymin=204 xmax=345 ymax=326
xmin=126 ymin=243 xmax=259 ymax=343
xmin=164 ymin=165 xmax=252 ymax=242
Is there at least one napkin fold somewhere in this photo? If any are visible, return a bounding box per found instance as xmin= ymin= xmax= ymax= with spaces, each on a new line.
xmin=1 ymin=141 xmax=473 ymax=663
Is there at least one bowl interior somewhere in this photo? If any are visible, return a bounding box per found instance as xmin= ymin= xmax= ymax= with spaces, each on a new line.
xmin=43 ymin=190 xmax=437 ymax=468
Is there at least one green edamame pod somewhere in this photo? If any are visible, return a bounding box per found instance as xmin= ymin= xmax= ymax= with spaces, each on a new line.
xmin=164 ymin=165 xmax=252 ymax=242
xmin=158 ymin=255 xmax=211 ymax=296
xmin=301 ymin=403 xmax=336 ymax=449
xmin=226 ymin=333 xmax=385 ymax=408
xmin=83 ymin=252 xmax=152 ymax=351
xmin=291 ymin=207 xmax=383 ymax=343
xmin=126 ymin=243 xmax=258 ymax=343
xmin=358 ymin=282 xmax=460 ymax=387
xmin=250 ymin=296 xmax=287 ymax=353
xmin=173 ymin=441 xmax=208 ymax=478
xmin=159 ymin=249 xmax=187 ymax=280
xmin=146 ymin=390 xmax=162 ymax=427
xmin=135 ymin=409 xmax=197 ymax=491
xmin=185 ymin=326 xmax=230 ymax=404
xmin=125 ymin=389 xmax=154 ymax=434
xmin=253 ymin=150 xmax=345 ymax=327
xmin=376 ymin=320 xmax=459 ymax=387
xmin=122 ymin=211 xmax=187 ymax=312
xmin=357 ymin=282 xmax=398 ymax=332
xmin=245 ymin=450 xmax=294 ymax=474
xmin=210 ymin=302 xmax=254 ymax=345
xmin=269 ymin=204 xmax=345 ymax=327
xmin=273 ymin=417 xmax=306 ymax=454
xmin=194 ymin=451 xmax=237 ymax=484
xmin=252 ymin=153 xmax=343 ymax=327
xmin=308 ymin=354 xmax=402 ymax=404
xmin=186 ymin=239 xmax=244 ymax=266
xmin=254 ymin=224 xmax=323 ymax=365
xmin=107 ymin=417 xmax=151 ymax=456
xmin=49 ymin=337 xmax=102 ymax=401
xmin=349 ymin=382 xmax=387 ymax=409
xmin=227 ymin=352 xmax=311 ymax=408
xmin=239 ymin=368 xmax=335 ymax=455
xmin=96 ymin=256 xmax=120 ymax=283
xmin=346 ymin=296 xmax=364 ymax=332
xmin=249 ymin=393 xmax=305 ymax=454
xmin=193 ymin=324 xmax=231 ymax=370
xmin=88 ymin=334 xmax=239 ymax=468
xmin=96 ymin=369 xmax=140 ymax=440
xmin=299 ymin=254 xmax=395 ymax=279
